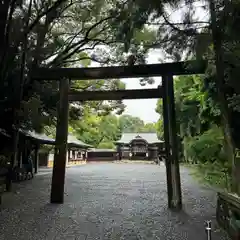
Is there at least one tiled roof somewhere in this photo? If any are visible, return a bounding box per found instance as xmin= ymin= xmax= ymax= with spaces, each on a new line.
xmin=87 ymin=148 xmax=116 ymax=152
xmin=20 ymin=130 xmax=55 ymax=144
xmin=0 ymin=128 xmax=55 ymax=144
xmin=1 ymin=128 xmax=91 ymax=148
xmin=68 ymin=135 xmax=92 ymax=148
xmin=116 ymin=133 xmax=163 ymax=144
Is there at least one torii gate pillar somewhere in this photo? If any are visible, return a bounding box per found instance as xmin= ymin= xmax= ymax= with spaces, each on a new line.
xmin=162 ymin=75 xmax=182 ymax=210
xmin=50 ymin=78 xmax=69 ymax=203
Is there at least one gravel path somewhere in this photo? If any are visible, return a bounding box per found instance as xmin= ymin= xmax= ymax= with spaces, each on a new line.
xmin=0 ymin=163 xmax=229 ymax=240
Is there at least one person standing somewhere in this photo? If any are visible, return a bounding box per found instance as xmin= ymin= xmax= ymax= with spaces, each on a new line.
xmin=23 ymin=147 xmax=34 ymax=179
xmin=27 ymin=151 xmax=34 ymax=178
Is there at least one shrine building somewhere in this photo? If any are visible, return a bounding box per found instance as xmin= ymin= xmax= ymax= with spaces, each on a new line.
xmin=115 ymin=133 xmax=164 ymax=161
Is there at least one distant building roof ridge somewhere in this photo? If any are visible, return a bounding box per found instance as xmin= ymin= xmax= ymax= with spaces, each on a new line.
xmin=116 ymin=132 xmax=164 ymax=144
xmin=87 ymin=148 xmax=116 ymax=152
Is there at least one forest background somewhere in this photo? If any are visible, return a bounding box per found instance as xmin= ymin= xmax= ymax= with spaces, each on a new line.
xmin=0 ymin=0 xmax=240 ymax=192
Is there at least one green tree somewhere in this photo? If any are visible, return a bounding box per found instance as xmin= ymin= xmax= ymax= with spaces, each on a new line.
xmin=0 ymin=0 xmax=158 ymax=134
xmin=71 ymin=113 xmax=121 ymax=148
xmin=155 ymin=73 xmax=230 ymax=187
xmin=118 ymin=115 xmax=145 ymax=133
xmin=142 ymin=123 xmax=156 ymax=133
xmin=98 ymin=141 xmax=115 ymax=149
xmin=155 ymin=100 xmax=163 ymax=138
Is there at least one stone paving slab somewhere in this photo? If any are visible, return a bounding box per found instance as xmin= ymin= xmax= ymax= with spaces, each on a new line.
xmin=0 ymin=163 xmax=229 ymax=240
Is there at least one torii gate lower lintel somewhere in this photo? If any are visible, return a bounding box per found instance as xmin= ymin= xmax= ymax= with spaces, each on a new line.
xmin=31 ymin=60 xmax=206 ymax=209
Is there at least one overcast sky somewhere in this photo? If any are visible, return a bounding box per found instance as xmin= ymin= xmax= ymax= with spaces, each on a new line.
xmin=121 ymin=50 xmax=162 ymax=123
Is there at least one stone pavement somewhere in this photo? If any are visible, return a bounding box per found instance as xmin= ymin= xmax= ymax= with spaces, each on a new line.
xmin=0 ymin=163 xmax=229 ymax=240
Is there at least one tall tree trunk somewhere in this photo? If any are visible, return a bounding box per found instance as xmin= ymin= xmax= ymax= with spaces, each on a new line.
xmin=0 ymin=0 xmax=10 ymax=75
xmin=209 ymin=0 xmax=237 ymax=194
xmin=7 ymin=0 xmax=33 ymax=191
xmin=1 ymin=0 xmax=18 ymax=81
xmin=24 ymin=5 xmax=60 ymax=99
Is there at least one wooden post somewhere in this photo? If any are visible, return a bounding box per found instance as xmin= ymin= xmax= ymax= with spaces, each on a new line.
xmin=67 ymin=149 xmax=70 ymax=165
xmin=17 ymin=145 xmax=22 ymax=168
xmin=162 ymin=77 xmax=174 ymax=208
xmin=50 ymin=78 xmax=69 ymax=204
xmin=34 ymin=144 xmax=39 ymax=174
xmin=165 ymin=75 xmax=182 ymax=210
xmin=19 ymin=151 xmax=23 ymax=168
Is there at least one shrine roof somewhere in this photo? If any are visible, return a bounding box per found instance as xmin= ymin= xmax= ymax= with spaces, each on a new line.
xmin=68 ymin=135 xmax=92 ymax=148
xmin=20 ymin=129 xmax=55 ymax=145
xmin=115 ymin=133 xmax=164 ymax=144
xmin=1 ymin=128 xmax=92 ymax=148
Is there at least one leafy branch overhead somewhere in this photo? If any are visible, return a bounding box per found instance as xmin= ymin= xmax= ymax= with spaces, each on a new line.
xmin=2 ymin=0 xmax=211 ymax=134
xmin=0 ymin=0 xmax=157 ymax=132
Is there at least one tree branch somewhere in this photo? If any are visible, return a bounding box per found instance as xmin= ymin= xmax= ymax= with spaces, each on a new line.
xmin=49 ymin=16 xmax=115 ymax=66
xmin=27 ymin=0 xmax=67 ymax=34
xmin=162 ymin=13 xmax=198 ymax=36
xmin=61 ymin=56 xmax=110 ymax=65
xmin=146 ymin=21 xmax=209 ymax=26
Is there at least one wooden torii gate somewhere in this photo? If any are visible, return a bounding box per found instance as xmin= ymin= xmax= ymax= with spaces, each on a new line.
xmin=31 ymin=60 xmax=206 ymax=210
